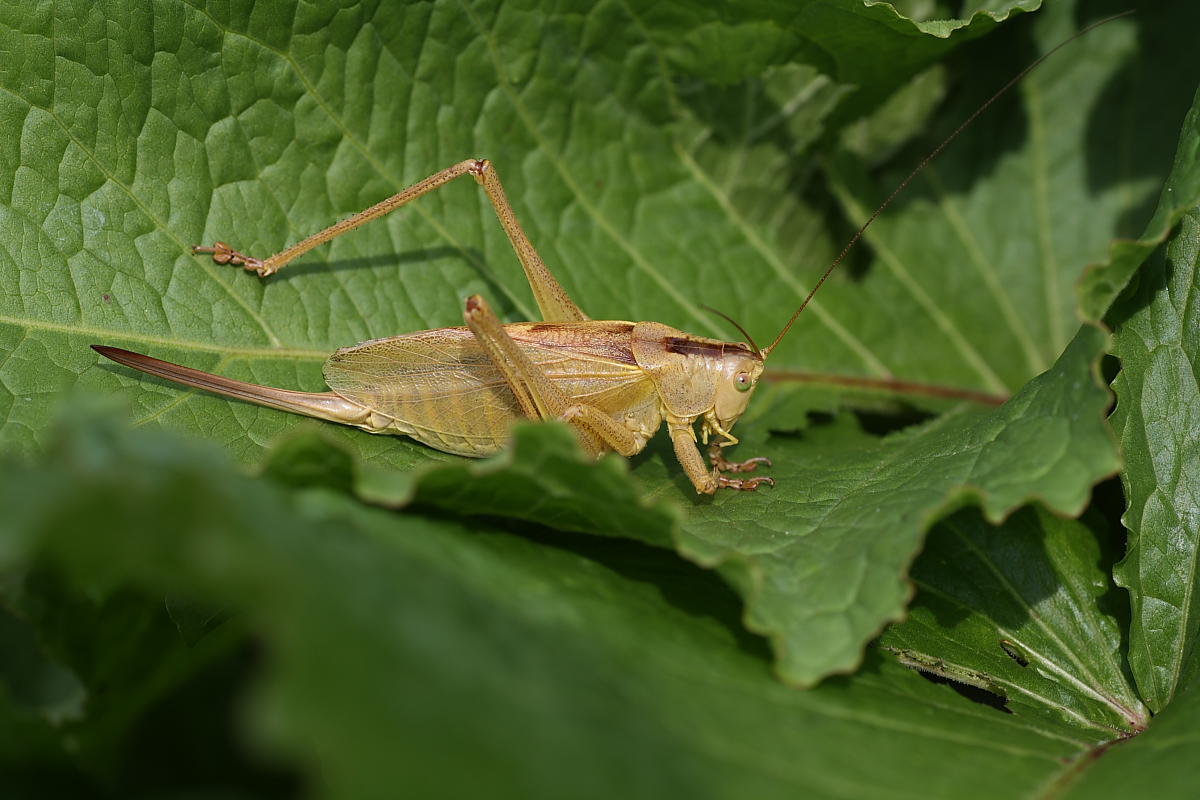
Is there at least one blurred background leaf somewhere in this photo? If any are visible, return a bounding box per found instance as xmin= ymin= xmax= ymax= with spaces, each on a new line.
xmin=0 ymin=409 xmax=1134 ymax=798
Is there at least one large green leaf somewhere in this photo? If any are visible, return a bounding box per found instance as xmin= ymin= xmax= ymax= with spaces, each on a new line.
xmin=1110 ymin=200 xmax=1200 ymax=712
xmin=4 ymin=0 xmax=1196 ymax=689
xmin=0 ymin=410 xmax=1132 ymax=798
xmin=262 ymin=421 xmax=681 ymax=548
xmin=10 ymin=1 xmax=1200 ymax=794
xmin=256 ymin=323 xmax=1118 ymax=688
xmin=647 ymin=324 xmax=1120 ymax=684
xmin=2 ymin=0 xmax=1180 ymax=454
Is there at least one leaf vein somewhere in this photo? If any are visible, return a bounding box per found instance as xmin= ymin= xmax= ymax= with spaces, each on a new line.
xmin=0 ymin=86 xmax=282 ymax=347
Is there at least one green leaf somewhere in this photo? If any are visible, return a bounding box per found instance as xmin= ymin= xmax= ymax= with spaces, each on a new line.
xmin=644 ymin=324 xmax=1119 ymax=685
xmin=810 ymin=3 xmax=1178 ymax=394
xmin=644 ymin=0 xmax=1039 ymax=115
xmin=4 ymin=0 xmax=1180 ymax=460
xmin=263 ymin=422 xmax=681 ymax=548
xmin=5 ymin=0 xmax=1194 ymax=691
xmin=9 ymin=0 xmax=1200 ymax=793
xmin=881 ymin=506 xmax=1146 ymax=735
xmin=257 ymin=322 xmax=1120 ymax=689
xmin=7 ymin=0 xmax=1200 ymax=786
xmin=0 ymin=409 xmax=1127 ymax=798
xmin=1110 ymin=188 xmax=1200 ymax=710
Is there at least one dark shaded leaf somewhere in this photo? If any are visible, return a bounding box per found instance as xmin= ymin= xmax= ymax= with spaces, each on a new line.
xmin=881 ymin=506 xmax=1146 ymax=735
xmin=0 ymin=409 xmax=1114 ymax=799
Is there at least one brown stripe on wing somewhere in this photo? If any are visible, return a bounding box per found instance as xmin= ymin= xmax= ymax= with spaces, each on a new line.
xmin=663 ymin=337 xmax=755 ymax=359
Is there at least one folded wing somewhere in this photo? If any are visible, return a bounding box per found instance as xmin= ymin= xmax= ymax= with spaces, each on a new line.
xmin=324 ymin=322 xmax=660 ymax=456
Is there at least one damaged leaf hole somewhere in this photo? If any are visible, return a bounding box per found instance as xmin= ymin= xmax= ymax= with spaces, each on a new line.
xmin=913 ymin=668 xmax=1012 ymax=715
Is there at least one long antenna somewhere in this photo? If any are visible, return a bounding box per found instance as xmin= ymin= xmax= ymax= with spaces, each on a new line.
xmin=702 ymin=304 xmax=761 ymax=356
xmin=760 ymin=9 xmax=1134 ymax=358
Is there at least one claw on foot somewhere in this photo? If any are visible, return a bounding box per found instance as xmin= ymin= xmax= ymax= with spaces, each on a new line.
xmin=192 ymin=242 xmax=272 ymax=276
xmin=717 ymin=475 xmax=776 ymax=492
xmin=709 ymin=442 xmax=772 ymax=474
xmin=713 ymin=454 xmax=772 ymax=474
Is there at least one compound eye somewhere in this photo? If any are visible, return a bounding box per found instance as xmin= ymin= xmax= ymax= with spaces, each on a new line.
xmin=734 ymin=372 xmax=753 ymax=392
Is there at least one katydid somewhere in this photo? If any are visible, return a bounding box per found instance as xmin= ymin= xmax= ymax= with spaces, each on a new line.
xmin=94 ymin=156 xmax=774 ymax=494
xmin=93 ymin=15 xmax=1126 ymax=495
